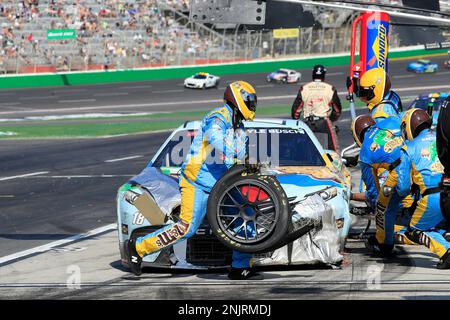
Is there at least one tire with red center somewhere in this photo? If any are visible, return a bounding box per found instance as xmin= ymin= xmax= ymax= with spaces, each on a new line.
xmin=206 ymin=165 xmax=291 ymax=253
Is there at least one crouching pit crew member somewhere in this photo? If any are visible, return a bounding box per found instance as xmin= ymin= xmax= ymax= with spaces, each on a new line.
xmin=395 ymin=109 xmax=450 ymax=269
xmin=351 ymin=114 xmax=405 ymax=256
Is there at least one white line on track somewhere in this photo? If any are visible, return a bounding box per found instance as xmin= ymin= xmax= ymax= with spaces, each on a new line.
xmin=1 ymin=84 xmax=449 ymax=116
xmin=256 ymin=84 xmax=275 ymax=88
xmin=94 ymin=92 xmax=129 ymax=97
xmin=326 ymin=72 xmax=344 ymax=76
xmin=19 ymin=96 xmax=57 ymax=100
xmin=152 ymin=89 xmax=185 ymax=93
xmin=58 ymin=99 xmax=96 ymax=103
xmin=0 ymin=223 xmax=117 ymax=265
xmin=55 ymin=89 xmax=87 ymax=93
xmin=105 ymin=155 xmax=143 ymax=162
xmin=27 ymin=175 xmax=134 ymax=178
xmin=393 ymin=74 xmax=415 ymax=79
xmin=119 ymin=85 xmax=151 ymax=90
xmin=0 ymin=171 xmax=49 ymax=181
xmin=0 ymin=102 xmax=20 ymax=106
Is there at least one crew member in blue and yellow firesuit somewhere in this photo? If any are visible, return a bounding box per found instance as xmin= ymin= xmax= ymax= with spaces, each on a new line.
xmin=351 ymin=114 xmax=405 ymax=255
xmin=395 ymin=108 xmax=450 ymax=269
xmin=126 ymin=81 xmax=264 ymax=280
xmin=358 ymin=68 xmax=402 ymax=122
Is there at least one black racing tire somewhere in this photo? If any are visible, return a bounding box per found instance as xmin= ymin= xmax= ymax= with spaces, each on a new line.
xmin=206 ymin=165 xmax=291 ymax=253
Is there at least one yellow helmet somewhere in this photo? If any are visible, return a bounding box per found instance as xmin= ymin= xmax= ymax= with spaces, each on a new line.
xmin=224 ymin=81 xmax=257 ymax=121
xmin=401 ymin=108 xmax=432 ymax=141
xmin=358 ymin=68 xmax=391 ymax=107
xmin=351 ymin=114 xmax=376 ymax=147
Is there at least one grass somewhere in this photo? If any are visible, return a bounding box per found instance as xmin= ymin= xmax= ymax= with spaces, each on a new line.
xmin=0 ymin=101 xmax=368 ymax=139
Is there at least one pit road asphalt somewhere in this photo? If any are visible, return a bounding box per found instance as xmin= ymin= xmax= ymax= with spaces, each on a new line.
xmin=0 ymin=56 xmax=450 ymax=299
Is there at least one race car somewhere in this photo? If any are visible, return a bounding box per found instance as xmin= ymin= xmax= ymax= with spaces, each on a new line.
xmin=184 ymin=72 xmax=220 ymax=89
xmin=266 ymin=69 xmax=301 ymax=83
xmin=117 ymin=119 xmax=353 ymax=270
xmin=406 ymin=59 xmax=438 ymax=73
xmin=406 ymin=92 xmax=450 ymax=126
xmin=444 ymin=60 xmax=450 ymax=69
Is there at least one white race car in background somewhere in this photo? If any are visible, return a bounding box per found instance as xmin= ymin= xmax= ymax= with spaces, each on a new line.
xmin=184 ymin=72 xmax=220 ymax=89
xmin=267 ymin=68 xmax=301 ymax=84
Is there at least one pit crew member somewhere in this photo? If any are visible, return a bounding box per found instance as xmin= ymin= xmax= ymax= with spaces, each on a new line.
xmin=352 ymin=115 xmax=405 ymax=255
xmin=291 ymin=64 xmax=342 ymax=152
xmin=396 ymin=108 xmax=450 ymax=269
xmin=357 ymin=68 xmax=403 ymax=122
xmin=126 ymin=81 xmax=262 ymax=280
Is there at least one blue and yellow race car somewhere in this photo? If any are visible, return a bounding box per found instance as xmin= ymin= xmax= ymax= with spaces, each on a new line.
xmin=117 ymin=119 xmax=352 ymax=270
xmin=406 ymin=59 xmax=438 ymax=73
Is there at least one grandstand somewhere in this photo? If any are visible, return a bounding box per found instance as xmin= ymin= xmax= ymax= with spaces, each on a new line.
xmin=0 ymin=0 xmax=447 ymax=74
xmin=0 ymin=0 xmax=229 ymax=73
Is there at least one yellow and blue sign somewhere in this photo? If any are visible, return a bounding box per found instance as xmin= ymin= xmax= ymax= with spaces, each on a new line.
xmin=365 ymin=13 xmax=390 ymax=73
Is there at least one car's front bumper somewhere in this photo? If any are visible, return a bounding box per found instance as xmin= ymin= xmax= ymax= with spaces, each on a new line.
xmin=184 ymin=82 xmax=203 ymax=89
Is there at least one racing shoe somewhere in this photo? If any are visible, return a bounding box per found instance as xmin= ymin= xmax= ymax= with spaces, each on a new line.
xmin=228 ymin=268 xmax=264 ymax=280
xmin=437 ymin=249 xmax=450 ymax=270
xmin=365 ymin=235 xmax=394 ymax=257
xmin=125 ymin=239 xmax=142 ymax=276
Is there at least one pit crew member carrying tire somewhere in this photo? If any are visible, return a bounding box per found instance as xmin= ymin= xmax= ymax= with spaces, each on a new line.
xmin=126 ymin=81 xmax=263 ymax=280
xmin=357 ymin=68 xmax=402 ymax=122
xmin=394 ymin=108 xmax=450 ymax=269
xmin=291 ymin=64 xmax=342 ymax=152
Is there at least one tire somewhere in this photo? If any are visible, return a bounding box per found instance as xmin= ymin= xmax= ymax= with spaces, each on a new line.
xmin=206 ymin=165 xmax=291 ymax=253
xmin=202 ymin=84 xmax=206 ymax=90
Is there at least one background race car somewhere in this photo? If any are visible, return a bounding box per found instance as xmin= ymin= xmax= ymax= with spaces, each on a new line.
xmin=406 ymin=59 xmax=438 ymax=73
xmin=444 ymin=60 xmax=450 ymax=69
xmin=117 ymin=119 xmax=352 ymax=270
xmin=184 ymin=72 xmax=220 ymax=89
xmin=407 ymin=92 xmax=449 ymax=126
xmin=266 ymin=69 xmax=301 ymax=83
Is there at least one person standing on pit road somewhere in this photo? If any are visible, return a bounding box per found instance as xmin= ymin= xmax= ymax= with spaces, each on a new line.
xmin=126 ymin=81 xmax=263 ymax=280
xmin=351 ymin=115 xmax=405 ymax=256
xmin=291 ymin=64 xmax=342 ymax=152
xmin=395 ymin=108 xmax=450 ymax=269
xmin=357 ymin=67 xmax=402 ymax=123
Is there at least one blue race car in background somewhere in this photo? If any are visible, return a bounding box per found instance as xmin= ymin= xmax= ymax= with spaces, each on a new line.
xmin=407 ymin=59 xmax=438 ymax=73
xmin=407 ymin=92 xmax=449 ymax=126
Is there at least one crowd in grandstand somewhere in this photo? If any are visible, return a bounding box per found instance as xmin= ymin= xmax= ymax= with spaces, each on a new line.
xmin=0 ymin=0 xmax=205 ymax=72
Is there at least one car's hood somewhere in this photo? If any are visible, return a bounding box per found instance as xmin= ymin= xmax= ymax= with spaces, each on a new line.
xmin=408 ymin=63 xmax=422 ymax=68
xmin=269 ymin=72 xmax=284 ymax=79
xmin=185 ymin=78 xmax=204 ymax=84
